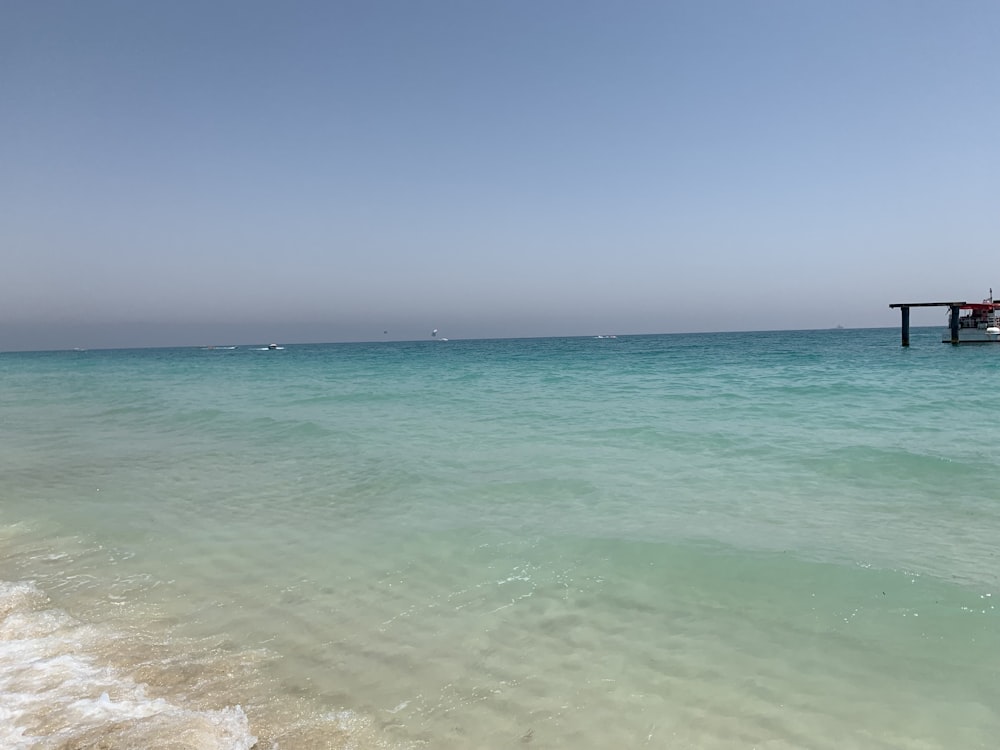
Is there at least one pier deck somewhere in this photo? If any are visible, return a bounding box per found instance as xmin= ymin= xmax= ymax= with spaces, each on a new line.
xmin=888 ymin=301 xmax=966 ymax=346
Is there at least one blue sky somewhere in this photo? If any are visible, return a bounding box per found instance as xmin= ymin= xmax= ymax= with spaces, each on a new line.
xmin=3 ymin=1 xmax=999 ymax=349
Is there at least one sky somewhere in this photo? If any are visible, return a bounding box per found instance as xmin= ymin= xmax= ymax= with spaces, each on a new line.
xmin=3 ymin=0 xmax=999 ymax=350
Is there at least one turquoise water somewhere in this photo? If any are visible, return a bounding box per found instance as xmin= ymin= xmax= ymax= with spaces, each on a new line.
xmin=1 ymin=328 xmax=998 ymax=748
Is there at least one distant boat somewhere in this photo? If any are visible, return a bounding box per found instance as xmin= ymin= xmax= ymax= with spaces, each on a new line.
xmin=595 ymin=335 xmax=617 ymax=339
xmin=267 ymin=343 xmax=279 ymax=350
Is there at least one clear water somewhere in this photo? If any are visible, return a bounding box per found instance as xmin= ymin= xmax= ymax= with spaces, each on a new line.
xmin=2 ymin=328 xmax=998 ymax=748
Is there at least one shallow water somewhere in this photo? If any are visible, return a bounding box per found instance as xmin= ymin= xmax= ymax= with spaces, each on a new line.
xmin=2 ymin=328 xmax=998 ymax=748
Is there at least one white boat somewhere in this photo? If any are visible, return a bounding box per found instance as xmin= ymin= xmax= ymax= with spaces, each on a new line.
xmin=942 ymin=293 xmax=1000 ymax=343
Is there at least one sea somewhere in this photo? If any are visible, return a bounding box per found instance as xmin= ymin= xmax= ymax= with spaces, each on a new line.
xmin=1 ymin=327 xmax=998 ymax=749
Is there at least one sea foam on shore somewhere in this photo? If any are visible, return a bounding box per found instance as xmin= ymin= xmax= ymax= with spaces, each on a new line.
xmin=0 ymin=578 xmax=257 ymax=749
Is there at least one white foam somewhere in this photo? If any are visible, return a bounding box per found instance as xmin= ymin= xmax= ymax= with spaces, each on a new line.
xmin=0 ymin=579 xmax=257 ymax=750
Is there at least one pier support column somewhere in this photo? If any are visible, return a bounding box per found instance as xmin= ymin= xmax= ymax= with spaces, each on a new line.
xmin=900 ymin=307 xmax=910 ymax=347
xmin=950 ymin=305 xmax=961 ymax=345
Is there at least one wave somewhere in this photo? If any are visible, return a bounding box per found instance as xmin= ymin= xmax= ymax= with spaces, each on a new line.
xmin=0 ymin=580 xmax=257 ymax=750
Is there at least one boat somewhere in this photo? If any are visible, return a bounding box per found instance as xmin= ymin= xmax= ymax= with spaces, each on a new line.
xmin=942 ymin=292 xmax=1000 ymax=343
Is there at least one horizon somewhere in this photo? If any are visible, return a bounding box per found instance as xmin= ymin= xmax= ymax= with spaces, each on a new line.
xmin=0 ymin=322 xmax=948 ymax=355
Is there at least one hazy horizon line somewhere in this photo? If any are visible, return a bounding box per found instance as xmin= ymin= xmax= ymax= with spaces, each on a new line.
xmin=1 ymin=324 xmax=923 ymax=354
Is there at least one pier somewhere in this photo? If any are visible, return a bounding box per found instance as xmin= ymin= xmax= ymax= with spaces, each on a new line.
xmin=888 ymin=301 xmax=965 ymax=346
